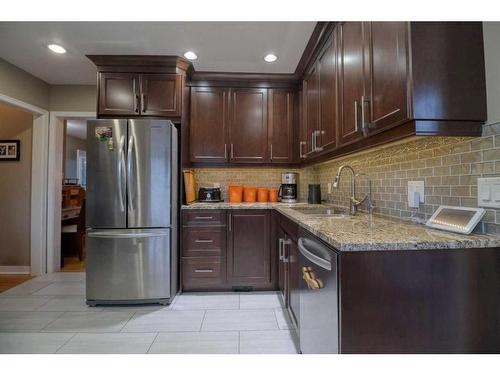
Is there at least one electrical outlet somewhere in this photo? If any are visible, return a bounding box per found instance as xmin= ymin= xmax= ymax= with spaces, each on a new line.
xmin=327 ymin=183 xmax=332 ymax=194
xmin=478 ymin=177 xmax=500 ymax=208
xmin=408 ymin=181 xmax=425 ymax=208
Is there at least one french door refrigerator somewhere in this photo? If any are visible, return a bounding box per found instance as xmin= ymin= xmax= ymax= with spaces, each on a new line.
xmin=85 ymin=119 xmax=178 ymax=306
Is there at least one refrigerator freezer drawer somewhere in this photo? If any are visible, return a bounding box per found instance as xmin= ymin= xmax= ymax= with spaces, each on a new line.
xmin=86 ymin=229 xmax=171 ymax=305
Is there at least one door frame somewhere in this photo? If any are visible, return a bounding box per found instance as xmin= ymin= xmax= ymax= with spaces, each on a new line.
xmin=0 ymin=93 xmax=49 ymax=276
xmin=47 ymin=111 xmax=95 ymax=273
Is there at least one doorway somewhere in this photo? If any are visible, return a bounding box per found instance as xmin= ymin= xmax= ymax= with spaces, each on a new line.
xmin=47 ymin=112 xmax=95 ymax=274
xmin=60 ymin=119 xmax=88 ymax=271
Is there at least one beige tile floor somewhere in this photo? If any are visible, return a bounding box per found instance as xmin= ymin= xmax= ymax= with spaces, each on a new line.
xmin=0 ymin=272 xmax=298 ymax=354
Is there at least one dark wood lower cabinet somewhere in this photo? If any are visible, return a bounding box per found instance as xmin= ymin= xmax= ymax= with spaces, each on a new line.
xmin=182 ymin=209 xmax=277 ymax=291
xmin=227 ymin=210 xmax=275 ymax=289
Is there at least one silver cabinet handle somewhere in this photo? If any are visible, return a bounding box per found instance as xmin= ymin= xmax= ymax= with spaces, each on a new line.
xmin=141 ymin=93 xmax=146 ymax=114
xmin=126 ymin=135 xmax=135 ymax=211
xmin=230 ymin=144 xmax=234 ymax=159
xmin=278 ymin=238 xmax=284 ymax=261
xmin=195 ymin=216 xmax=213 ymax=220
xmin=354 ymin=100 xmax=359 ymax=132
xmin=270 ymin=143 xmax=273 ymax=161
xmin=314 ymin=130 xmax=324 ymax=152
xmin=195 ymin=239 xmax=214 ymax=243
xmin=228 ymin=213 xmax=232 ymax=231
xmin=194 ymin=269 xmax=213 ymax=273
xmin=311 ymin=131 xmax=315 ymax=152
xmin=224 ymin=144 xmax=227 ymax=160
xmin=282 ymin=239 xmax=292 ymax=263
xmin=299 ymin=141 xmax=306 ymax=159
xmin=133 ymin=94 xmax=140 ymax=113
xmin=361 ymin=95 xmax=369 ymax=136
xmin=117 ymin=135 xmax=126 ymax=212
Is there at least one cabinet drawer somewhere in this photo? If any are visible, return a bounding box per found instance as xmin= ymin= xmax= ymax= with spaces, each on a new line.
xmin=182 ymin=210 xmax=226 ymax=226
xmin=182 ymin=228 xmax=226 ymax=257
xmin=182 ymin=258 xmax=226 ymax=290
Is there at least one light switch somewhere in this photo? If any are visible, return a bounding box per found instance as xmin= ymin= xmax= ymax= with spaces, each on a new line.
xmin=477 ymin=177 xmax=500 ymax=208
xmin=408 ymin=181 xmax=425 ymax=208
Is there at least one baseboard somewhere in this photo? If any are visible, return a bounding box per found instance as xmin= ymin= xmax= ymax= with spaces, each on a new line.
xmin=0 ymin=266 xmax=31 ymax=274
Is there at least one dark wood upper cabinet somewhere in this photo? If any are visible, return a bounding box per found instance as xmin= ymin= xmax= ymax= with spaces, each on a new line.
xmin=229 ymin=88 xmax=268 ymax=163
xmin=227 ymin=210 xmax=273 ymax=287
xmin=338 ymin=22 xmax=365 ymax=146
xmin=318 ymin=32 xmax=338 ymax=150
xmin=98 ymin=72 xmax=182 ymax=118
xmin=189 ymin=87 xmax=229 ymax=163
xmin=98 ymin=72 xmax=140 ymax=116
xmin=268 ymin=89 xmax=294 ymax=163
xmin=364 ymin=22 xmax=409 ymax=134
xmin=303 ymin=64 xmax=320 ymax=156
xmin=140 ymin=74 xmax=182 ymax=117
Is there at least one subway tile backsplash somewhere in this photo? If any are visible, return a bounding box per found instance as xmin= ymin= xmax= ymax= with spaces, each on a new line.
xmin=191 ymin=122 xmax=500 ymax=234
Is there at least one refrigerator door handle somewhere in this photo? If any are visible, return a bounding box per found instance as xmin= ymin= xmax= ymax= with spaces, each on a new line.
xmin=117 ymin=135 xmax=126 ymax=212
xmin=87 ymin=230 xmax=169 ymax=239
xmin=127 ymin=135 xmax=135 ymax=211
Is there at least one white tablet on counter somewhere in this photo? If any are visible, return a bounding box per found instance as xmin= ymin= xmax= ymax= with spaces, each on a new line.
xmin=425 ymin=206 xmax=486 ymax=234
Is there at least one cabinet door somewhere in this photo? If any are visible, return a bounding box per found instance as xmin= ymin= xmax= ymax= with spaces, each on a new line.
xmin=140 ymin=74 xmax=181 ymax=117
xmin=227 ymin=210 xmax=272 ymax=287
xmin=303 ymin=64 xmax=320 ymax=155
xmin=338 ymin=22 xmax=365 ymax=145
xmin=229 ymin=88 xmax=268 ymax=163
xmin=365 ymin=22 xmax=409 ymax=133
xmin=318 ymin=32 xmax=338 ymax=150
xmin=287 ymin=238 xmax=300 ymax=328
xmin=268 ymin=89 xmax=293 ymax=163
xmin=190 ymin=87 xmax=228 ymax=163
xmin=98 ymin=72 xmax=140 ymax=116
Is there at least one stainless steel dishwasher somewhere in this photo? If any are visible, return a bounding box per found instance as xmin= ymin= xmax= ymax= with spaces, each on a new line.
xmin=298 ymin=230 xmax=339 ymax=354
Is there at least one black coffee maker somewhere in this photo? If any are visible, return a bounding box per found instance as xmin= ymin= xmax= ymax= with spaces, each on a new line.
xmin=278 ymin=172 xmax=298 ymax=203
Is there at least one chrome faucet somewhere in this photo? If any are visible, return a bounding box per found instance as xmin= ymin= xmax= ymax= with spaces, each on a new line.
xmin=356 ymin=172 xmax=376 ymax=215
xmin=332 ymin=165 xmax=367 ymax=215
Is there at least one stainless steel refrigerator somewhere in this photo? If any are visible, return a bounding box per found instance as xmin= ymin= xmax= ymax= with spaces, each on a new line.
xmin=85 ymin=119 xmax=178 ymax=306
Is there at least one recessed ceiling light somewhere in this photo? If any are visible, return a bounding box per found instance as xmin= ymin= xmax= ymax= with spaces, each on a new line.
xmin=264 ymin=53 xmax=278 ymax=63
xmin=183 ymin=51 xmax=198 ymax=61
xmin=47 ymin=44 xmax=66 ymax=54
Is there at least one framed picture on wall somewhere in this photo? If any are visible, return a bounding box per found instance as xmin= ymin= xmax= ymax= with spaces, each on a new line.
xmin=0 ymin=140 xmax=20 ymax=161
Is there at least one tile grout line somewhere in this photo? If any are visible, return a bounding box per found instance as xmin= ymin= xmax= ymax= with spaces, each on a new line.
xmin=118 ymin=311 xmax=138 ymax=332
xmin=146 ymin=332 xmax=160 ymax=354
xmin=54 ymin=332 xmax=78 ymax=354
xmin=199 ymin=309 xmax=208 ymax=332
xmin=37 ymin=311 xmax=66 ymax=332
xmin=35 ymin=295 xmax=57 ymax=311
xmin=238 ymin=331 xmax=241 ymax=354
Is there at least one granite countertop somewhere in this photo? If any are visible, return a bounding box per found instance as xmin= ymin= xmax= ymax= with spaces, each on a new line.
xmin=182 ymin=201 xmax=314 ymax=210
xmin=181 ymin=202 xmax=500 ymax=251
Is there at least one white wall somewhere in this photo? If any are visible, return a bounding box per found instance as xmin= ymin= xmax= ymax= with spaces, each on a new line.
xmin=0 ymin=102 xmax=33 ymax=266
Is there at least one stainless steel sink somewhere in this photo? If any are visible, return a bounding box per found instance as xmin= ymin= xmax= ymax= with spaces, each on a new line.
xmin=291 ymin=206 xmax=350 ymax=217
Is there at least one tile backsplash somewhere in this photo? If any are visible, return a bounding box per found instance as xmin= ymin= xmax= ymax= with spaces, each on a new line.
xmin=192 ymin=167 xmax=314 ymax=201
xmin=191 ymin=122 xmax=500 ymax=234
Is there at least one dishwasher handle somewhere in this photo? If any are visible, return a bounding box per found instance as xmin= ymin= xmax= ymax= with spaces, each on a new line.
xmin=298 ymin=237 xmax=332 ymax=271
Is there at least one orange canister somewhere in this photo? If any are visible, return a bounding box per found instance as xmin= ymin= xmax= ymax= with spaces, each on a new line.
xmin=243 ymin=186 xmax=257 ymax=203
xmin=228 ymin=185 xmax=243 ymax=203
xmin=269 ymin=188 xmax=279 ymax=203
xmin=257 ymin=188 xmax=269 ymax=202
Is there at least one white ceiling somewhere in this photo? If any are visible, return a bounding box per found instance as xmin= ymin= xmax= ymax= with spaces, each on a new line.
xmin=0 ymin=22 xmax=316 ymax=85
xmin=66 ymin=119 xmax=87 ymax=140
